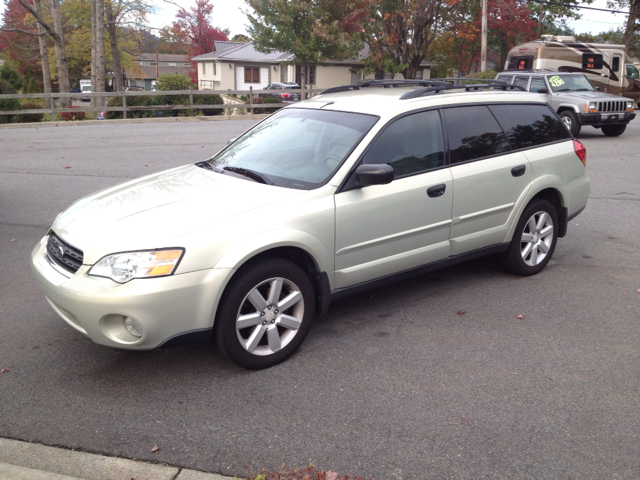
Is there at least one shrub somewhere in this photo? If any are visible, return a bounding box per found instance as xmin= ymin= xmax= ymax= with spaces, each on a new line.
xmin=106 ymin=95 xmax=163 ymax=119
xmin=245 ymin=96 xmax=281 ymax=114
xmin=0 ymin=79 xmax=21 ymax=124
xmin=461 ymin=70 xmax=499 ymax=84
xmin=194 ymin=93 xmax=224 ymax=116
xmin=17 ymin=101 xmax=45 ymax=123
xmin=59 ymin=106 xmax=86 ymax=121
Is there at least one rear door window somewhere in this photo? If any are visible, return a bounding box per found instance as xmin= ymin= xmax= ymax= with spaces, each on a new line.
xmin=489 ymin=104 xmax=571 ymax=150
xmin=443 ymin=106 xmax=511 ymax=164
xmin=513 ymin=76 xmax=530 ymax=90
xmin=529 ymin=77 xmax=547 ymax=92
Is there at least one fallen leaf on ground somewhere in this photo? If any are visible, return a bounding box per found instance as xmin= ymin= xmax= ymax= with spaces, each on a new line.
xmin=457 ymin=310 xmax=466 ymax=315
xmin=151 ymin=445 xmax=159 ymax=452
xmin=10 ymin=239 xmax=16 ymax=242
xmin=326 ymin=472 xmax=339 ymax=480
xmin=516 ymin=314 xmax=524 ymax=319
xmin=1 ymin=367 xmax=12 ymax=373
xmin=64 ymin=166 xmax=71 ymax=169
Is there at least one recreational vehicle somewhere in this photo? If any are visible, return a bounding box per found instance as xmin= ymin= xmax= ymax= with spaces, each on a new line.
xmin=505 ymin=35 xmax=640 ymax=106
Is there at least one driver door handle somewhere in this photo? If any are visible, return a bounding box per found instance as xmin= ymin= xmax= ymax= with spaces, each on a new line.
xmin=427 ymin=184 xmax=446 ymax=198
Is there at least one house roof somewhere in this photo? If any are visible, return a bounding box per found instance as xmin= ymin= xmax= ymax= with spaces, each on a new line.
xmin=192 ymin=41 xmax=435 ymax=68
xmin=193 ymin=41 xmax=293 ymax=63
xmin=136 ymin=53 xmax=190 ymax=62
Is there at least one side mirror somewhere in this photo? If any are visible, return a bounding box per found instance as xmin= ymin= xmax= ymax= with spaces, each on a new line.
xmin=537 ymin=88 xmax=549 ymax=94
xmin=355 ymin=164 xmax=394 ymax=186
xmin=595 ymin=87 xmax=600 ymax=91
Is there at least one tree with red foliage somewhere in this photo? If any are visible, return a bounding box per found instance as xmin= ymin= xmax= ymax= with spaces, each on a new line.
xmin=0 ymin=0 xmax=43 ymax=82
xmin=168 ymin=0 xmax=229 ymax=83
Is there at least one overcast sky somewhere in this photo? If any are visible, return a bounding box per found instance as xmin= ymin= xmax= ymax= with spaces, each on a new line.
xmin=0 ymin=0 xmax=631 ymax=46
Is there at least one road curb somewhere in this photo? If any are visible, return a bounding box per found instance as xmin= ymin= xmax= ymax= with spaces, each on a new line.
xmin=0 ymin=438 xmax=235 ymax=480
xmin=0 ymin=114 xmax=269 ymax=129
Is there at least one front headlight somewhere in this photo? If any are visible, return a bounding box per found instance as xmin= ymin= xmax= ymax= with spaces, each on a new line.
xmin=588 ymin=102 xmax=598 ymax=113
xmin=88 ymin=249 xmax=184 ymax=283
xmin=628 ymin=101 xmax=634 ymax=111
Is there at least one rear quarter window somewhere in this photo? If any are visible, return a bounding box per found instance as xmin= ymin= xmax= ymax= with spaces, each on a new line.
xmin=489 ymin=104 xmax=571 ymax=150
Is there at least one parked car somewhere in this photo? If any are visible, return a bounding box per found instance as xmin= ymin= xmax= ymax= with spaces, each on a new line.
xmin=31 ymin=79 xmax=591 ymax=369
xmin=495 ymin=70 xmax=636 ymax=137
xmin=125 ymin=86 xmax=145 ymax=92
xmin=258 ymin=82 xmax=301 ymax=102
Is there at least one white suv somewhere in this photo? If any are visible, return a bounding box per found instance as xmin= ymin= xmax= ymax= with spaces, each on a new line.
xmin=31 ymin=80 xmax=591 ymax=369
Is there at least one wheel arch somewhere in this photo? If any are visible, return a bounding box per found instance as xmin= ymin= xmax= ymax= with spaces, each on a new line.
xmin=214 ymin=234 xmax=333 ymax=317
xmin=529 ymin=187 xmax=568 ymax=238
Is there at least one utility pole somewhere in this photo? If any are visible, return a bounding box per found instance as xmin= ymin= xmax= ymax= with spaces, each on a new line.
xmin=480 ymin=0 xmax=487 ymax=72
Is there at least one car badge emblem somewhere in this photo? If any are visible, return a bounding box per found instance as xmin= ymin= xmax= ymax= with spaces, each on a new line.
xmin=56 ymin=246 xmax=65 ymax=258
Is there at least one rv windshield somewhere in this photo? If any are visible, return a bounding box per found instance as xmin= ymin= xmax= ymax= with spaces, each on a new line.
xmin=546 ymin=74 xmax=595 ymax=92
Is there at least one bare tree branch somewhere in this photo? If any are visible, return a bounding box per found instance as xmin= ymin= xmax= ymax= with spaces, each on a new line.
xmin=0 ymin=27 xmax=47 ymax=37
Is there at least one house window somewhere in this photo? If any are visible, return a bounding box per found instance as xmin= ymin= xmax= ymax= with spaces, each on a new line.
xmin=169 ymin=62 xmax=177 ymax=67
xmin=415 ymin=69 xmax=423 ymax=79
xmin=149 ymin=62 xmax=156 ymax=66
xmin=309 ymin=65 xmax=316 ymax=84
xmin=245 ymin=67 xmax=260 ymax=83
xmin=203 ymin=63 xmax=206 ymax=75
xmin=183 ymin=63 xmax=190 ymax=66
xmin=214 ymin=62 xmax=216 ymax=75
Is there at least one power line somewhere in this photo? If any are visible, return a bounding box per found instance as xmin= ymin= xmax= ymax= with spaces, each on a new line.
xmin=529 ymin=0 xmax=639 ymax=16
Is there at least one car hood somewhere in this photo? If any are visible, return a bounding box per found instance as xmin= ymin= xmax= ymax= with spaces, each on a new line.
xmin=52 ymin=164 xmax=305 ymax=264
xmin=551 ymin=91 xmax=633 ymax=102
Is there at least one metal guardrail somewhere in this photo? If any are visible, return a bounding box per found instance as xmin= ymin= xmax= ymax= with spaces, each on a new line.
xmin=0 ymin=87 xmax=325 ymax=120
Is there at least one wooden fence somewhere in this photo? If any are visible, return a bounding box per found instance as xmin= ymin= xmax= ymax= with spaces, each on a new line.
xmin=0 ymin=87 xmax=324 ymax=120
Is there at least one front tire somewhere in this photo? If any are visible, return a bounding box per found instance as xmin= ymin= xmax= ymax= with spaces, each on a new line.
xmin=601 ymin=124 xmax=626 ymax=137
xmin=215 ymin=257 xmax=315 ymax=369
xmin=502 ymin=199 xmax=559 ymax=276
xmin=559 ymin=110 xmax=581 ymax=137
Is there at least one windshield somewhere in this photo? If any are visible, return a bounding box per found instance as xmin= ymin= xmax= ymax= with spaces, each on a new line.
xmin=627 ymin=64 xmax=640 ymax=79
xmin=204 ymin=108 xmax=378 ymax=189
xmin=547 ymin=74 xmax=595 ymax=92
xmin=81 ymin=86 xmax=91 ymax=92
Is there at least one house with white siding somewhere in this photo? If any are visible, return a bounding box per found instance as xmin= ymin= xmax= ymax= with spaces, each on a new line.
xmin=193 ymin=41 xmax=434 ymax=91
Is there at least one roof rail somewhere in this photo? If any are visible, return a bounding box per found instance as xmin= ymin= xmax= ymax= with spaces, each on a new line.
xmin=320 ymin=79 xmax=451 ymax=95
xmin=399 ymin=80 xmax=526 ymax=99
xmin=319 ymin=78 xmax=526 ymax=98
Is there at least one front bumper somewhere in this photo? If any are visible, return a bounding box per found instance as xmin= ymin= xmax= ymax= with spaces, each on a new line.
xmin=30 ymin=235 xmax=233 ymax=350
xmin=579 ymin=112 xmax=636 ymax=126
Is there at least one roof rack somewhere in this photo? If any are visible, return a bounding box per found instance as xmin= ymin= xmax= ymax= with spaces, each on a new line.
xmin=319 ymin=78 xmax=525 ymax=98
xmin=320 ymin=79 xmax=451 ymax=95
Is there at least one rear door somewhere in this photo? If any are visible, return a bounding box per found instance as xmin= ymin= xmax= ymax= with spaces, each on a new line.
xmin=443 ymin=105 xmax=532 ymax=256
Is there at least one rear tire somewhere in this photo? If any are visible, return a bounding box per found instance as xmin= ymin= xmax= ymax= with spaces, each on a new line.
xmin=601 ymin=124 xmax=626 ymax=137
xmin=215 ymin=257 xmax=315 ymax=369
xmin=559 ymin=110 xmax=581 ymax=137
xmin=502 ymin=199 xmax=559 ymax=276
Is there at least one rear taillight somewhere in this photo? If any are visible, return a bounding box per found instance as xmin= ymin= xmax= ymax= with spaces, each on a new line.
xmin=281 ymin=93 xmax=290 ymax=98
xmin=573 ymin=139 xmax=586 ymax=165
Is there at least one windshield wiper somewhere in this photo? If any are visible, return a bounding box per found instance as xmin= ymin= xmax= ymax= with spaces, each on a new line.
xmin=575 ymin=88 xmax=593 ymax=91
xmin=223 ymin=166 xmax=274 ymax=185
xmin=195 ymin=160 xmax=223 ymax=172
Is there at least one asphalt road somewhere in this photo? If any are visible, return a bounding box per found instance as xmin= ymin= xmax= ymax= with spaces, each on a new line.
xmin=1 ymin=117 xmax=639 ymax=479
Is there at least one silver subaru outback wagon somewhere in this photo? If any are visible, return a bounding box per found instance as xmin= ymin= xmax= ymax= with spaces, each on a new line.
xmin=31 ymin=80 xmax=591 ymax=369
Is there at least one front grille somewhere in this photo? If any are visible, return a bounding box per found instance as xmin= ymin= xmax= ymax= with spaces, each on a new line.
xmin=598 ymin=101 xmax=626 ymax=113
xmin=46 ymin=232 xmax=84 ymax=274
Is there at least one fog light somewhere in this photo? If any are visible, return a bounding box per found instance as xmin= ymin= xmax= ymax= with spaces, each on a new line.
xmin=124 ymin=316 xmax=143 ymax=338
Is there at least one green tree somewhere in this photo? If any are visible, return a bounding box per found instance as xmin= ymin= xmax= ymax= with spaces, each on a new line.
xmin=362 ymin=0 xmax=447 ymax=79
xmin=246 ymin=0 xmax=369 ymax=91
xmin=0 ymin=64 xmax=25 ymax=91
